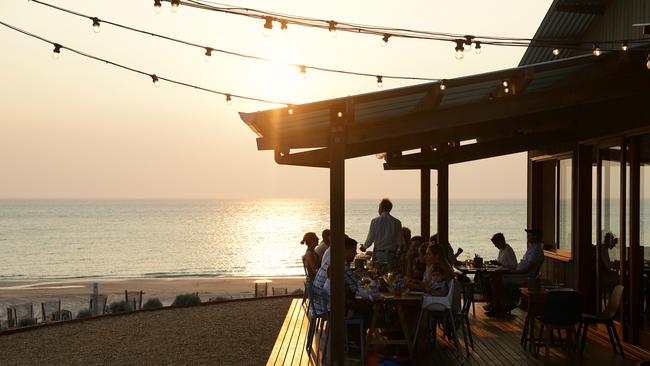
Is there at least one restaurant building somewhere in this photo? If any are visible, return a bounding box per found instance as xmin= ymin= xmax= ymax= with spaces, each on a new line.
xmin=239 ymin=0 xmax=650 ymax=363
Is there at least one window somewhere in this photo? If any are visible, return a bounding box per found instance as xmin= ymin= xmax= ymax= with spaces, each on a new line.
xmin=557 ymin=158 xmax=572 ymax=254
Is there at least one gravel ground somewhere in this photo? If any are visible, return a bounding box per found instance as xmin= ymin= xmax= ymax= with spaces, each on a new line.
xmin=0 ymin=297 xmax=293 ymax=366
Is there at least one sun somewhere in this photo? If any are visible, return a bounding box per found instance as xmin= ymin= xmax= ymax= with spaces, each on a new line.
xmin=253 ymin=39 xmax=305 ymax=104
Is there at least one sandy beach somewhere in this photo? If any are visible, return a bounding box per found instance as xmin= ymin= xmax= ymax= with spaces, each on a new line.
xmin=0 ymin=276 xmax=303 ymax=321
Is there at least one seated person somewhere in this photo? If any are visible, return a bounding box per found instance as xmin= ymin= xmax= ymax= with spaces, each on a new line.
xmin=408 ymin=243 xmax=455 ymax=296
xmin=490 ymin=232 xmax=517 ymax=269
xmin=301 ymin=232 xmax=320 ymax=281
xmin=430 ymin=233 xmax=463 ymax=266
xmin=488 ymin=228 xmax=544 ymax=316
xmin=406 ymin=236 xmax=426 ymax=280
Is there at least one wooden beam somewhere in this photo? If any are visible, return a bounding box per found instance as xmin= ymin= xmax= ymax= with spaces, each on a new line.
xmin=619 ymin=137 xmax=628 ymax=339
xmin=437 ymin=165 xmax=449 ymax=247
xmin=274 ymin=149 xmax=329 ymax=168
xmin=421 ymin=168 xmax=431 ymax=240
xmin=629 ymin=136 xmax=641 ymax=344
xmin=575 ymin=144 xmax=594 ymax=313
xmin=329 ymin=103 xmax=347 ymax=366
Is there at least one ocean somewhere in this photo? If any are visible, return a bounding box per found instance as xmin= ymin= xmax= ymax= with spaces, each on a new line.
xmin=0 ymin=199 xmax=529 ymax=280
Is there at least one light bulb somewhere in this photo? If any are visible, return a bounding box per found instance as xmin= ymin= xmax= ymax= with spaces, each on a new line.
xmin=52 ymin=43 xmax=61 ymax=59
xmin=376 ymin=75 xmax=383 ymax=88
xmin=225 ymin=94 xmax=233 ymax=106
xmin=288 ymin=105 xmax=294 ymax=115
xmin=474 ymin=41 xmax=482 ymax=54
xmin=621 ymin=43 xmax=628 ymax=51
xmin=151 ymin=74 xmax=160 ymax=87
xmin=647 ymin=54 xmax=650 ymax=70
xmin=593 ymin=44 xmax=602 ymax=57
xmin=454 ymin=40 xmax=464 ymax=60
xmin=337 ymin=111 xmax=343 ymax=118
xmin=92 ymin=18 xmax=100 ymax=33
xmin=263 ymin=17 xmax=273 ymax=37
xmin=464 ymin=35 xmax=474 ymax=52
xmin=328 ymin=21 xmax=337 ymax=38
xmin=504 ymin=87 xmax=509 ymax=94
xmin=299 ymin=65 xmax=307 ymax=79
xmin=552 ymin=48 xmax=560 ymax=56
xmin=439 ymin=81 xmax=446 ymax=91
xmin=280 ymin=20 xmax=288 ymax=31
xmin=154 ymin=0 xmax=162 ymax=13
xmin=381 ymin=34 xmax=390 ymax=47
xmin=502 ymin=80 xmax=509 ymax=88
xmin=204 ymin=47 xmax=213 ymax=62
xmin=171 ymin=0 xmax=180 ymax=12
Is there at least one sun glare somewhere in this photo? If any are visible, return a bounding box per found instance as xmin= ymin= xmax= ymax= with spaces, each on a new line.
xmin=254 ymin=41 xmax=304 ymax=103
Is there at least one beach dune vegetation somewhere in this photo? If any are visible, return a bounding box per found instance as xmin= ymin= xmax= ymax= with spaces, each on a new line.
xmin=109 ymin=300 xmax=132 ymax=314
xmin=76 ymin=308 xmax=92 ymax=319
xmin=172 ymin=293 xmax=201 ymax=306
xmin=142 ymin=297 xmax=163 ymax=309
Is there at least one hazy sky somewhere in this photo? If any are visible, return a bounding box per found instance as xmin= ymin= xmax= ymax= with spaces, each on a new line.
xmin=0 ymin=0 xmax=553 ymax=199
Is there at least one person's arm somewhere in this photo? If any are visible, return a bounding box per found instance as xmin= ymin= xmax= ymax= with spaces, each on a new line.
xmin=361 ymin=219 xmax=376 ymax=251
xmin=513 ymin=260 xmax=536 ymax=274
xmin=306 ymin=252 xmax=319 ymax=274
xmin=454 ymin=247 xmax=464 ymax=258
xmin=343 ymin=266 xmax=360 ymax=293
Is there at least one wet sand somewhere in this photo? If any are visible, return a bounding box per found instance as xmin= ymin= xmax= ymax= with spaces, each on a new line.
xmin=0 ymin=276 xmax=303 ymax=321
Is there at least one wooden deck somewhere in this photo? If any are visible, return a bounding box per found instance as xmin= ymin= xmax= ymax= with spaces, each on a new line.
xmin=267 ymin=299 xmax=650 ymax=366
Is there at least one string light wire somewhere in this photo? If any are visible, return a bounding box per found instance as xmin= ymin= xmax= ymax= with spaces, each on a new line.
xmin=28 ymin=0 xmax=441 ymax=82
xmin=0 ymin=20 xmax=290 ymax=106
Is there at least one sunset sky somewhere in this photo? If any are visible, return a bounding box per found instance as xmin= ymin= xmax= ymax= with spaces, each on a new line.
xmin=0 ymin=0 xmax=553 ymax=199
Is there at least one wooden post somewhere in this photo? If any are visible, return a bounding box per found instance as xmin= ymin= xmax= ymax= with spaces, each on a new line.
xmin=329 ymin=102 xmax=348 ymax=366
xmin=437 ymin=164 xmax=449 ymax=246
xmin=575 ymin=144 xmax=594 ymax=312
xmin=619 ymin=138 xmax=628 ymax=340
xmin=421 ymin=168 xmax=431 ymax=240
xmin=629 ymin=136 xmax=640 ymax=344
xmin=596 ymin=149 xmax=602 ymax=312
xmin=527 ymin=153 xmax=543 ymax=232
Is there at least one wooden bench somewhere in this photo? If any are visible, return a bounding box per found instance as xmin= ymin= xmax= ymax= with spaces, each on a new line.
xmin=266 ymin=299 xmax=313 ymax=366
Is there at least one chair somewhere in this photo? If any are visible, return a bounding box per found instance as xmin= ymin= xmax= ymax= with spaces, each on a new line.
xmin=412 ymin=279 xmax=462 ymax=355
xmin=305 ymin=284 xmax=365 ymax=366
xmin=457 ymin=281 xmax=475 ymax=354
xmin=535 ymin=290 xmax=581 ymax=358
xmin=7 ymin=303 xmax=35 ymax=328
xmin=579 ymin=284 xmax=625 ymax=357
xmin=272 ymin=287 xmax=288 ymax=296
xmin=41 ymin=299 xmax=62 ymax=322
xmin=89 ymin=294 xmax=108 ymax=316
xmin=125 ymin=290 xmax=144 ymax=310
xmin=254 ymin=282 xmax=269 ymax=297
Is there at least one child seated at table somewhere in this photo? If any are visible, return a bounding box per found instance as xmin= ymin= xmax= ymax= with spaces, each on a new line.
xmin=407 ymin=243 xmax=455 ymax=295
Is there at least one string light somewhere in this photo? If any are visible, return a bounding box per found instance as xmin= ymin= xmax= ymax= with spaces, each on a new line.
xmin=52 ymin=43 xmax=61 ymax=59
xmin=454 ymin=39 xmax=464 ymax=60
xmin=593 ymin=44 xmax=602 ymax=56
xmin=647 ymin=53 xmax=650 ymax=70
xmin=204 ymin=47 xmax=213 ymax=62
xmin=328 ymin=21 xmax=337 ymax=37
xmin=288 ymin=104 xmax=294 ymax=115
xmin=280 ymin=19 xmax=288 ymax=31
xmin=225 ymin=93 xmax=232 ymax=106
xmin=439 ymin=80 xmax=446 ymax=91
xmin=464 ymin=35 xmax=474 ymax=52
xmin=91 ymin=17 xmax=100 ymax=33
xmin=504 ymin=87 xmax=510 ymax=94
xmin=337 ymin=111 xmax=343 ymax=118
xmin=621 ymin=43 xmax=628 ymax=51
xmin=502 ymin=80 xmax=509 ymax=88
xmin=552 ymin=48 xmax=560 ymax=56
xmin=263 ymin=16 xmax=273 ymax=37
xmin=381 ymin=34 xmax=390 ymax=47
xmin=171 ymin=0 xmax=180 ymax=12
xmin=299 ymin=65 xmax=307 ymax=78
xmin=153 ymin=0 xmax=162 ymax=14
xmin=474 ymin=41 xmax=482 ymax=54
xmin=376 ymin=75 xmax=383 ymax=88
xmin=24 ymin=1 xmax=442 ymax=84
xmin=151 ymin=74 xmax=160 ymax=87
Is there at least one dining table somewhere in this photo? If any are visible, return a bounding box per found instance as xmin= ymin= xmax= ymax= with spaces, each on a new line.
xmin=456 ymin=264 xmax=511 ymax=312
xmin=355 ymin=292 xmax=423 ymax=361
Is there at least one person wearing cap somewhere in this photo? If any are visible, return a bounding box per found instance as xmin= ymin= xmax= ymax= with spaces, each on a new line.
xmin=487 ymin=228 xmax=544 ymax=316
xmin=491 ymin=232 xmax=517 ymax=270
xmin=360 ymin=198 xmax=405 ymax=271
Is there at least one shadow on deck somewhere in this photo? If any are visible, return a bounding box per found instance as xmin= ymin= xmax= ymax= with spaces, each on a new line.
xmin=267 ymin=299 xmax=650 ymax=366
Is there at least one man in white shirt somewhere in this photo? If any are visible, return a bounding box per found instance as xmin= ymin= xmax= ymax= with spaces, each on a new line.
xmin=314 ymin=229 xmax=330 ymax=260
xmin=491 ymin=232 xmax=517 ymax=270
xmin=360 ymin=198 xmax=405 ymax=271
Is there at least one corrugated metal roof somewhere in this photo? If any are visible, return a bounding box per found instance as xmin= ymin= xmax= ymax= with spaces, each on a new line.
xmin=519 ymin=0 xmax=597 ymax=66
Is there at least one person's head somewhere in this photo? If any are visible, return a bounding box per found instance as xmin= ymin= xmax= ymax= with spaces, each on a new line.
xmin=402 ymin=227 xmax=411 ymax=243
xmin=322 ymin=229 xmax=331 ymax=245
xmin=301 ymin=232 xmax=319 ymax=248
xmin=423 ymin=243 xmax=446 ymax=265
xmin=525 ymin=228 xmax=542 ymax=244
xmin=378 ymin=198 xmax=393 ymax=214
xmin=430 ymin=233 xmax=438 ymax=245
xmin=344 ymin=235 xmax=358 ymax=262
xmin=604 ymin=232 xmax=618 ymax=249
xmin=491 ymin=232 xmax=506 ymax=249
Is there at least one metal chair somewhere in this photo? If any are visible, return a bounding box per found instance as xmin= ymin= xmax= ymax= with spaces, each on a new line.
xmin=535 ymin=290 xmax=581 ymax=358
xmin=457 ymin=281 xmax=475 ymax=354
xmin=579 ymin=284 xmax=625 ymax=358
xmin=412 ymin=279 xmax=462 ymax=354
xmin=125 ymin=290 xmax=143 ymax=310
xmin=41 ymin=299 xmax=62 ymax=322
xmin=7 ymin=303 xmax=35 ymax=328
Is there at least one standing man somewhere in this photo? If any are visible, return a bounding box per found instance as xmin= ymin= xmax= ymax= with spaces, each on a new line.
xmin=315 ymin=229 xmax=330 ymax=260
xmin=490 ymin=232 xmax=517 ymax=270
xmin=360 ymin=198 xmax=405 ymax=271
